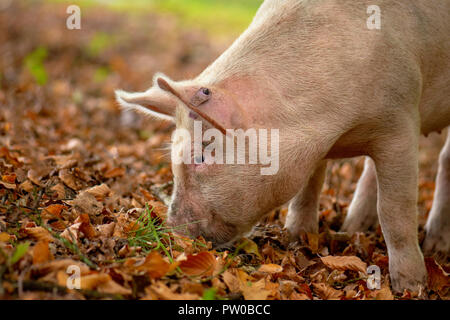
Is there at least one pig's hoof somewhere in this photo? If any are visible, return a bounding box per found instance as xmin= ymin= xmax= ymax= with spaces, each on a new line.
xmin=285 ymin=218 xmax=318 ymax=243
xmin=340 ymin=210 xmax=378 ymax=234
xmin=389 ymin=251 xmax=428 ymax=294
xmin=423 ymin=226 xmax=450 ymax=255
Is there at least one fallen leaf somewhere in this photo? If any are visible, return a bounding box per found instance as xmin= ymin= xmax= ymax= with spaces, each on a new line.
xmin=85 ymin=183 xmax=112 ymax=200
xmin=41 ymin=204 xmax=66 ymax=219
xmin=179 ymin=252 xmax=216 ymax=276
xmin=59 ymin=169 xmax=84 ymax=191
xmin=97 ymin=279 xmax=132 ymax=296
xmin=0 ymin=232 xmax=11 ymax=242
xmin=32 ymin=240 xmax=53 ymax=264
xmin=24 ymin=227 xmax=54 ymax=242
xmin=80 ymin=273 xmax=111 ymax=290
xmin=321 ymin=255 xmax=367 ymax=273
xmin=104 ymin=167 xmax=125 ymax=179
xmin=146 ymin=282 xmax=199 ymax=300
xmin=258 ymin=263 xmax=283 ymax=274
xmin=0 ymin=180 xmax=16 ymax=190
xmin=75 ymin=214 xmax=97 ymax=239
xmin=60 ymin=223 xmax=82 ymax=242
xmin=313 ymin=283 xmax=343 ymax=300
xmin=425 ymin=257 xmax=450 ymax=295
xmin=135 ymin=251 xmax=171 ymax=279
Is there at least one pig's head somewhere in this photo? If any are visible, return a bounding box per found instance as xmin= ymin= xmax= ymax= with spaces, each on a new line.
xmin=116 ymin=74 xmax=293 ymax=246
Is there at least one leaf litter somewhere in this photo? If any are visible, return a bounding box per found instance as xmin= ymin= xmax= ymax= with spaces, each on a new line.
xmin=0 ymin=1 xmax=448 ymax=300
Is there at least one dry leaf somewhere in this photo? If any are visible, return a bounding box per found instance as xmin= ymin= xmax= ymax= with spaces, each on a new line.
xmin=425 ymin=257 xmax=450 ymax=295
xmin=41 ymin=204 xmax=66 ymax=220
xmin=97 ymin=280 xmax=132 ymax=296
xmin=179 ymin=252 xmax=216 ymax=276
xmin=0 ymin=232 xmax=11 ymax=242
xmin=24 ymin=227 xmax=54 ymax=242
xmin=258 ymin=263 xmax=283 ymax=274
xmin=147 ymin=282 xmax=199 ymax=300
xmin=321 ymin=255 xmax=367 ymax=273
xmin=59 ymin=169 xmax=84 ymax=191
xmin=85 ymin=183 xmax=112 ymax=200
xmin=0 ymin=180 xmax=16 ymax=190
xmin=32 ymin=240 xmax=53 ymax=264
xmin=80 ymin=273 xmax=111 ymax=290
xmin=241 ymin=278 xmax=270 ymax=300
xmin=136 ymin=251 xmax=171 ymax=279
xmin=313 ymin=283 xmax=343 ymax=300
xmin=104 ymin=167 xmax=125 ymax=179
xmin=74 ymin=214 xmax=97 ymax=239
xmin=60 ymin=223 xmax=82 ymax=242
xmin=222 ymin=269 xmax=240 ymax=293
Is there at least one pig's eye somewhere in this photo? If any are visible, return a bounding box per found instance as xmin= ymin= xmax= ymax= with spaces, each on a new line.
xmin=191 ymin=87 xmax=212 ymax=107
xmin=201 ymin=88 xmax=210 ymax=96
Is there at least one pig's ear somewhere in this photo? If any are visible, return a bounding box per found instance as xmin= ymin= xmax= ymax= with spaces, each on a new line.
xmin=156 ymin=77 xmax=246 ymax=135
xmin=115 ymin=82 xmax=178 ymax=121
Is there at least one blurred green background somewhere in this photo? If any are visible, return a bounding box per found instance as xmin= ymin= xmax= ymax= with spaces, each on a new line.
xmin=49 ymin=0 xmax=263 ymax=36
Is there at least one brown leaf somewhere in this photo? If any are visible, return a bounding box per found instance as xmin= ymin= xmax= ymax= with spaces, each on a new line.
xmin=137 ymin=251 xmax=171 ymax=279
xmin=0 ymin=180 xmax=16 ymax=190
xmin=41 ymin=204 xmax=66 ymax=220
xmin=425 ymin=257 xmax=450 ymax=294
xmin=60 ymin=223 xmax=82 ymax=242
xmin=59 ymin=169 xmax=84 ymax=191
xmin=24 ymin=227 xmax=54 ymax=242
xmin=145 ymin=282 xmax=199 ymax=300
xmin=313 ymin=283 xmax=343 ymax=300
xmin=32 ymin=240 xmax=54 ymax=264
xmin=0 ymin=232 xmax=11 ymax=242
xmin=34 ymin=259 xmax=90 ymax=277
xmin=222 ymin=269 xmax=240 ymax=293
xmin=65 ymin=191 xmax=102 ymax=215
xmin=19 ymin=180 xmax=34 ymax=192
xmin=241 ymin=278 xmax=271 ymax=300
xmin=258 ymin=263 xmax=283 ymax=274
xmin=179 ymin=251 xmax=216 ymax=276
xmin=321 ymin=255 xmax=367 ymax=273
xmin=97 ymin=280 xmax=132 ymax=296
xmin=50 ymin=183 xmax=66 ymax=199
xmin=80 ymin=273 xmax=111 ymax=290
xmin=104 ymin=167 xmax=125 ymax=179
xmin=74 ymin=214 xmax=97 ymax=239
xmin=97 ymin=222 xmax=116 ymax=238
xmin=85 ymin=183 xmax=112 ymax=200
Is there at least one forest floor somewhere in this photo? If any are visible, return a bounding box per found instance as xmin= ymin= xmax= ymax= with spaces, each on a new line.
xmin=0 ymin=1 xmax=448 ymax=300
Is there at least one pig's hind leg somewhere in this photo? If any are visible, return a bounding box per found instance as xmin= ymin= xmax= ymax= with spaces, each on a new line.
xmin=285 ymin=161 xmax=327 ymax=240
xmin=341 ymin=157 xmax=379 ymax=233
xmin=423 ymin=129 xmax=450 ymax=255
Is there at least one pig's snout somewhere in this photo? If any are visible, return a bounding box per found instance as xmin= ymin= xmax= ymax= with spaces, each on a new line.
xmin=166 ymin=203 xmax=239 ymax=246
xmin=166 ymin=206 xmax=202 ymax=238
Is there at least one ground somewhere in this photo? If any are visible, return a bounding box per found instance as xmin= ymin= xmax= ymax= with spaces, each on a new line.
xmin=0 ymin=1 xmax=448 ymax=300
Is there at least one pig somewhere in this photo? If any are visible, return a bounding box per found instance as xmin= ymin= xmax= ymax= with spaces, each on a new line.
xmin=116 ymin=0 xmax=450 ymax=293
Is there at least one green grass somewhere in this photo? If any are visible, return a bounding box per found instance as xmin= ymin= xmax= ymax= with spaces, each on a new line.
xmin=47 ymin=0 xmax=262 ymax=37
xmin=127 ymin=204 xmax=207 ymax=262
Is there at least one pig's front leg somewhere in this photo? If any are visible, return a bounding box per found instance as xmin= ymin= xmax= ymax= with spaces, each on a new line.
xmin=371 ymin=126 xmax=427 ymax=293
xmin=341 ymin=157 xmax=379 ymax=233
xmin=285 ymin=161 xmax=327 ymax=240
xmin=423 ymin=129 xmax=450 ymax=254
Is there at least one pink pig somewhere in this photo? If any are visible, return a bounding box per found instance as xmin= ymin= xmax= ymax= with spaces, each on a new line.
xmin=116 ymin=0 xmax=450 ymax=293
